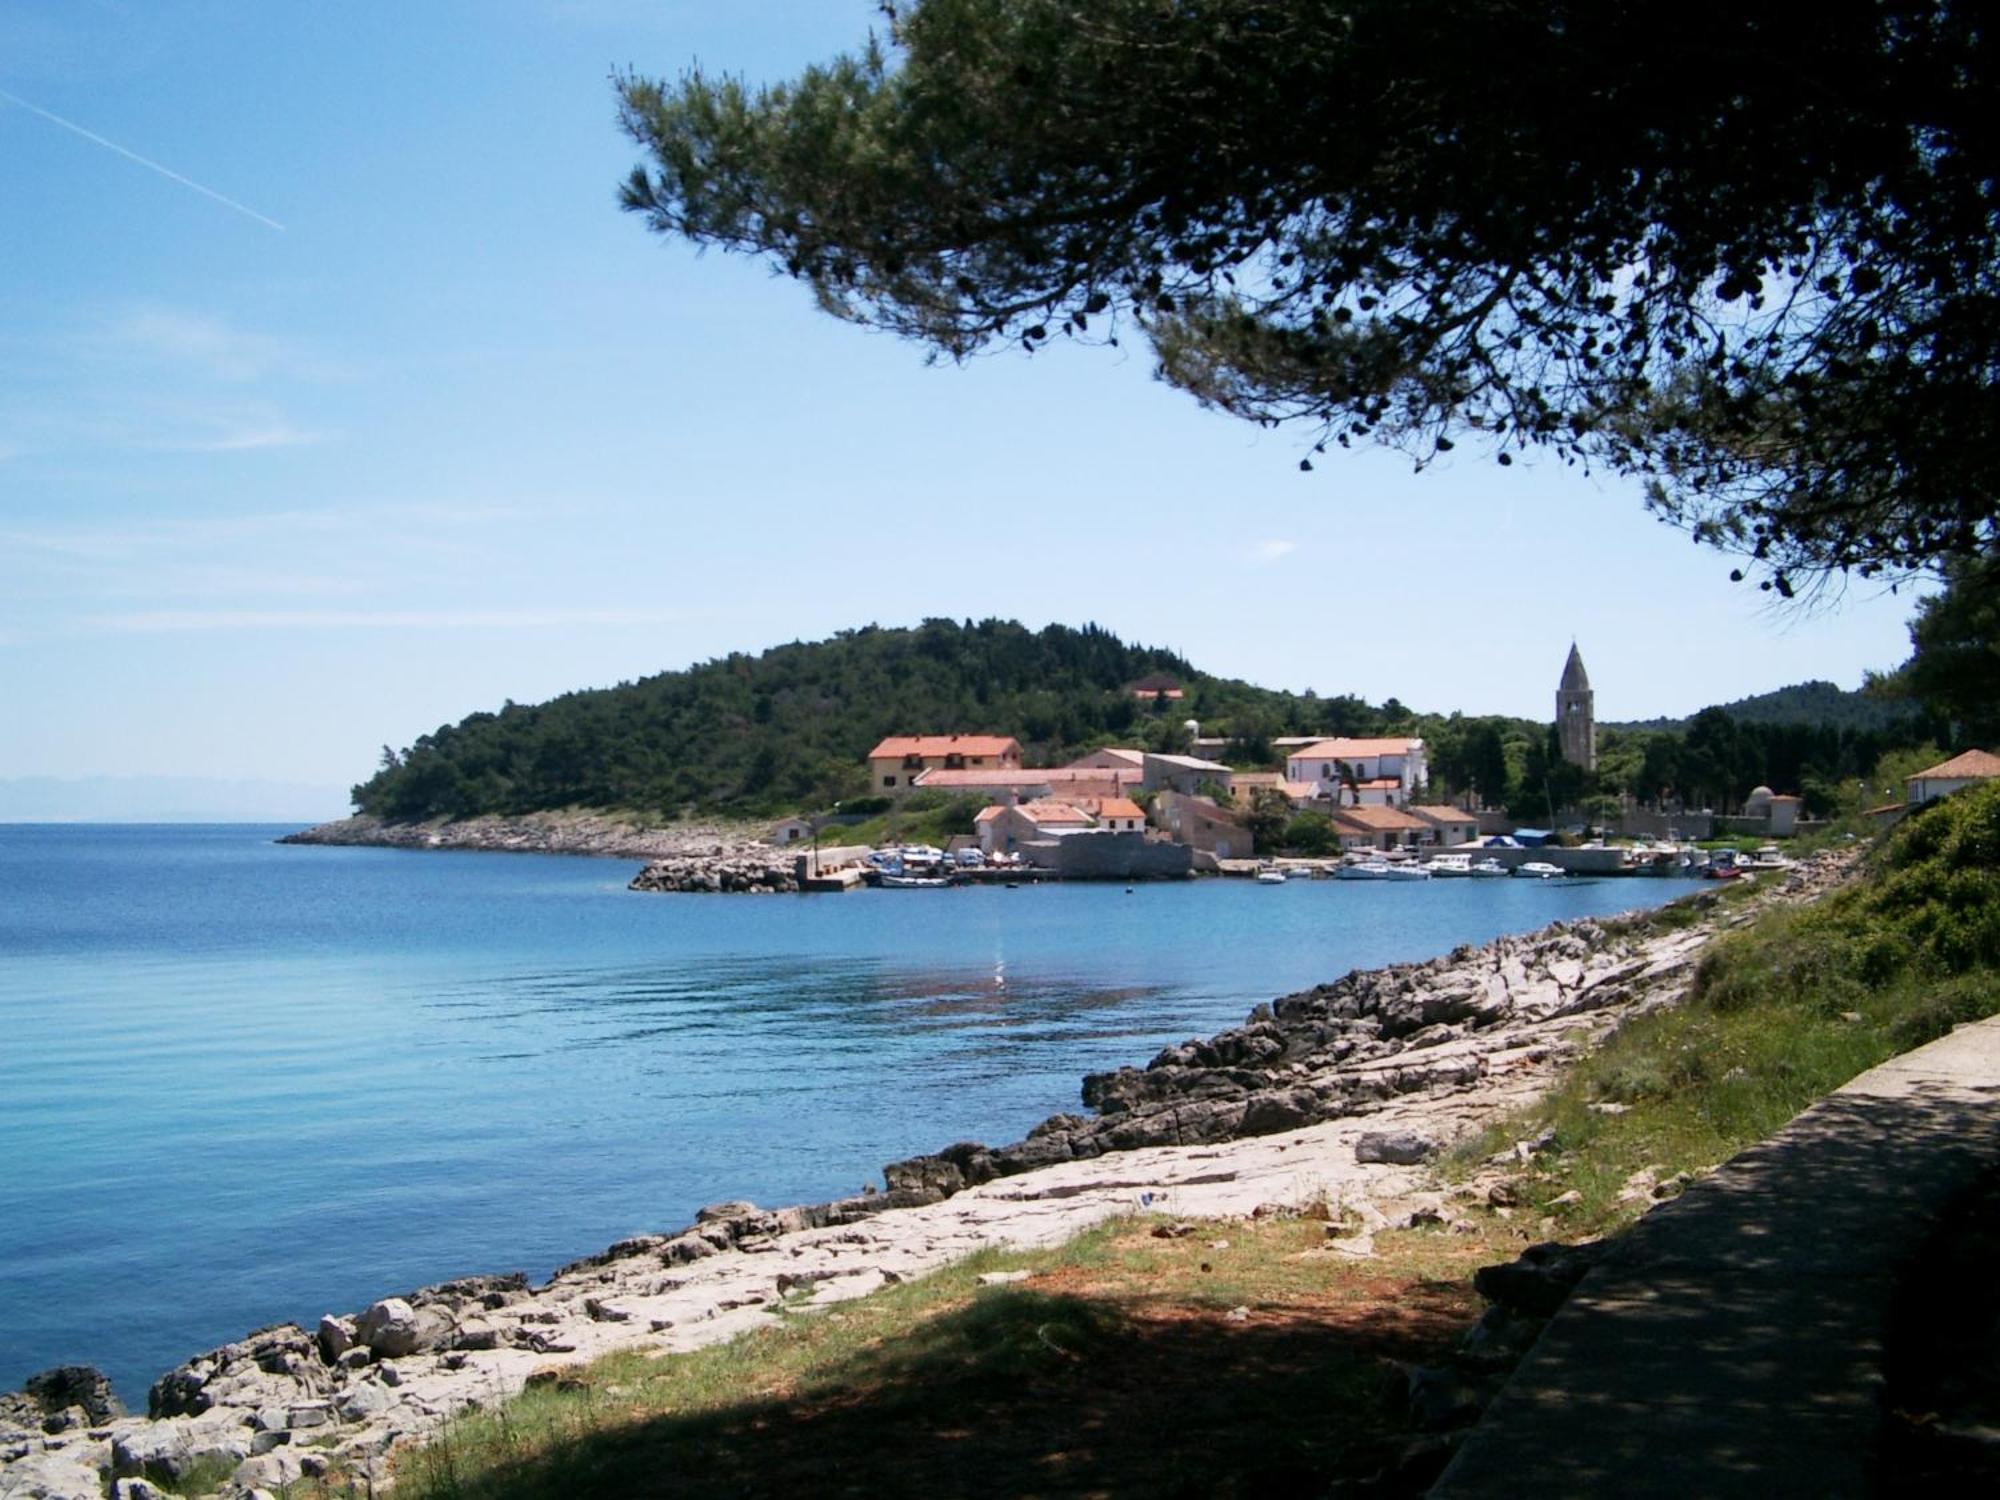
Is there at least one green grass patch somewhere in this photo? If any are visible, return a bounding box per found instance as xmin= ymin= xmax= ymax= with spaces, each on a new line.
xmin=1454 ymin=782 xmax=2000 ymax=1234
xmin=394 ymin=1215 xmax=1522 ymax=1499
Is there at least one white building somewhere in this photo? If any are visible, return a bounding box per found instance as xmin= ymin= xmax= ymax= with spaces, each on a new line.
xmin=1141 ymin=753 xmax=1235 ymax=797
xmin=1907 ymin=749 xmax=2000 ymax=806
xmin=1284 ymin=737 xmax=1427 ymax=808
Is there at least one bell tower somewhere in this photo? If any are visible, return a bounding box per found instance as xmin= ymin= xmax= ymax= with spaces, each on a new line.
xmin=1557 ymin=643 xmax=1596 ymax=771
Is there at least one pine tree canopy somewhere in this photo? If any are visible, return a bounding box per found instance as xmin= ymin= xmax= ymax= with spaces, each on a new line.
xmin=616 ymin=0 xmax=1999 ymax=595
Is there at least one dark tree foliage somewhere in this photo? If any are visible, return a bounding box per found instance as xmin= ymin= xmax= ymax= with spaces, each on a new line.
xmin=1882 ymin=555 xmax=2000 ymax=742
xmin=618 ymin=0 xmax=1999 ymax=593
xmin=1614 ymin=678 xmax=1933 ymax=736
xmin=349 ymin=619 xmax=1404 ymax=821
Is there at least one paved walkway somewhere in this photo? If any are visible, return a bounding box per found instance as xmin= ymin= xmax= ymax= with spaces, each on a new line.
xmin=1434 ymin=1015 xmax=2000 ymax=1497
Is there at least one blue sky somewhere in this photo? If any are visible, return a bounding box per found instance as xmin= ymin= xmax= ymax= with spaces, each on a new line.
xmin=1 ymin=1 xmax=1925 ymax=813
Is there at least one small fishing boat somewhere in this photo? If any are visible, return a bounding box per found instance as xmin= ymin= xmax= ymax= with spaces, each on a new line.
xmin=879 ymin=873 xmax=954 ymax=889
xmin=1425 ymin=853 xmax=1473 ymax=878
xmin=1382 ymin=861 xmax=1432 ymax=881
xmin=1469 ymin=858 xmax=1509 ymax=878
xmin=1514 ymin=861 xmax=1564 ymax=879
xmin=1255 ymin=869 xmax=1288 ymax=884
xmin=1336 ymin=860 xmax=1391 ymax=880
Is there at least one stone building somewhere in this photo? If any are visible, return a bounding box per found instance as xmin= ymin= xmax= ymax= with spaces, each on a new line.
xmin=1556 ymin=643 xmax=1596 ymax=772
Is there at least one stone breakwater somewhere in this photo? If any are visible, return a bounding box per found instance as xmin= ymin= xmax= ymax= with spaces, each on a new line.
xmin=0 ymin=857 xmax=1851 ymax=1499
xmin=627 ymin=848 xmax=806 ymax=893
xmin=278 ymin=812 xmax=769 ymax=863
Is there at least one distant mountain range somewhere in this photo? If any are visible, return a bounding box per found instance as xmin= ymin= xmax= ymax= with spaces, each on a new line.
xmin=0 ymin=776 xmax=349 ymax=824
xmin=1609 ymin=680 xmax=1919 ymax=735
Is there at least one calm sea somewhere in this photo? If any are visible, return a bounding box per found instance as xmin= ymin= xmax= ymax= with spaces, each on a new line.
xmin=0 ymin=825 xmax=1683 ymax=1400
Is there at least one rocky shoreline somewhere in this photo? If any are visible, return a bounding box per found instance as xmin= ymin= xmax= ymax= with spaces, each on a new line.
xmin=278 ymin=812 xmax=772 ymax=863
xmin=0 ymin=856 xmax=1852 ymax=1499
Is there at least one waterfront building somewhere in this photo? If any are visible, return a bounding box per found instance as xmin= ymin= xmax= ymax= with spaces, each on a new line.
xmin=1741 ymin=786 xmax=1804 ymax=837
xmin=1557 ymin=644 xmax=1597 ymax=771
xmin=1154 ymin=790 xmax=1253 ymax=859
xmin=914 ymin=766 xmax=1137 ymax=804
xmin=1329 ymin=805 xmax=1431 ymax=850
xmin=1228 ymin=772 xmax=1318 ymax=809
xmin=1141 ymin=752 xmax=1237 ymax=797
xmin=1407 ymin=805 xmax=1480 ymax=846
xmin=1065 ymin=747 xmax=1147 ymax=773
xmin=975 ymin=800 xmax=1094 ymax=855
xmin=1284 ymin=737 xmax=1428 ymax=807
xmin=1079 ymin=796 xmax=1148 ymax=834
xmin=1906 ymin=748 xmax=2000 ymax=807
xmin=868 ymin=735 xmax=1022 ymax=793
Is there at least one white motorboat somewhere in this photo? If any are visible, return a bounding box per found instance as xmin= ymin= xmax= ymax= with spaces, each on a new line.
xmin=1513 ymin=861 xmax=1564 ymax=879
xmin=1382 ymin=861 xmax=1432 ymax=881
xmin=1425 ymin=853 xmax=1473 ymax=877
xmin=1336 ymin=860 xmax=1391 ymax=880
xmin=879 ymin=873 xmax=954 ymax=889
xmin=1255 ymin=869 xmax=1288 ymax=884
xmin=1469 ymin=858 xmax=1509 ymax=878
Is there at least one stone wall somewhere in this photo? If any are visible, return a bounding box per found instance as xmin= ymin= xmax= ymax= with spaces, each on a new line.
xmin=1020 ymin=833 xmax=1194 ymax=880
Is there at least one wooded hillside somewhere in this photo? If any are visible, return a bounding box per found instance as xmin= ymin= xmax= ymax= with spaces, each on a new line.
xmin=351 ymin=619 xmax=1404 ymax=820
xmin=350 ymin=619 xmax=1947 ymax=824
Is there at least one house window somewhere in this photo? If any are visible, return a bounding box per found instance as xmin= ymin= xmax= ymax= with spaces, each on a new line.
xmin=883 ymin=776 xmax=896 ymax=788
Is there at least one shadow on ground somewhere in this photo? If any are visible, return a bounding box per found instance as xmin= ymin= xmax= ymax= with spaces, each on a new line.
xmin=1438 ymin=1079 xmax=2000 ymax=1496
xmin=412 ymin=1283 xmax=1474 ymax=1499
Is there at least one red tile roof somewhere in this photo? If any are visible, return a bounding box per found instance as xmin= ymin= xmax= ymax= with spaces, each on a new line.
xmin=1288 ymin=737 xmax=1422 ymax=760
xmin=1084 ymin=797 xmax=1146 ymax=820
xmin=914 ymin=768 xmax=1134 ymax=789
xmin=1064 ymin=748 xmax=1146 ymax=769
xmin=1017 ymin=801 xmax=1093 ymax=824
xmin=1408 ymin=805 xmax=1478 ymax=825
xmin=1330 ymin=806 xmax=1429 ymax=832
xmin=869 ymin=735 xmax=1020 ymax=760
xmin=1909 ymin=749 xmax=2000 ymax=781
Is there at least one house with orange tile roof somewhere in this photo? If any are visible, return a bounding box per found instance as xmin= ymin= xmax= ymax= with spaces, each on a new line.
xmin=1285 ymin=737 xmax=1428 ymax=808
xmin=975 ymin=799 xmax=1094 ymax=855
xmin=1079 ymin=796 xmax=1148 ymax=834
xmin=1907 ymin=748 xmax=2000 ymax=807
xmin=913 ymin=766 xmax=1136 ymax=804
xmin=867 ymin=735 xmax=1021 ymax=795
xmin=1128 ymin=672 xmax=1185 ymax=701
xmin=1065 ymin=747 xmax=1147 ymax=773
xmin=1228 ymin=773 xmax=1319 ymax=810
xmin=1329 ymin=804 xmax=1431 ymax=850
xmin=1141 ymin=752 xmax=1236 ymax=797
xmin=1407 ymin=805 xmax=1480 ymax=846
xmin=1155 ymin=790 xmax=1254 ymax=860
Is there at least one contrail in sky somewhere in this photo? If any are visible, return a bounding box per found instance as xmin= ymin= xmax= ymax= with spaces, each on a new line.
xmin=0 ymin=85 xmax=285 ymax=232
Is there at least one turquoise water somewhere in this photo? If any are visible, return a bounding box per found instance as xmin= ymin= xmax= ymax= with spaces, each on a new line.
xmin=0 ymin=825 xmax=1683 ymax=1400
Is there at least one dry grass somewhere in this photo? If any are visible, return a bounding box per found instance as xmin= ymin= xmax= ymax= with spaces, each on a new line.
xmin=384 ymin=1214 xmax=1527 ymax=1500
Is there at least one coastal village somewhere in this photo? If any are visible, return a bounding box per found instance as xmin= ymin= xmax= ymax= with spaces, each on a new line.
xmin=749 ymin=647 xmax=1999 ymax=889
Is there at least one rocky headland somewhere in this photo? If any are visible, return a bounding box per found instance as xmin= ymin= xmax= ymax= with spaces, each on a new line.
xmin=278 ymin=811 xmax=771 ymax=863
xmin=0 ymin=856 xmax=1852 ymax=1499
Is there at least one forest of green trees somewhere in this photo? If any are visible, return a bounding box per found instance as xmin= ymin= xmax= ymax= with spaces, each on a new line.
xmin=352 ymin=619 xmax=1400 ymax=821
xmin=350 ymin=618 xmax=1947 ymax=825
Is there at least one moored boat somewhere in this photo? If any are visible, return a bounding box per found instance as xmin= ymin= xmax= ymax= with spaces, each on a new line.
xmin=1425 ymin=853 xmax=1473 ymax=877
xmin=1469 ymin=858 xmax=1509 ymax=878
xmin=1255 ymin=869 xmax=1288 ymax=884
xmin=1381 ymin=861 xmax=1433 ymax=881
xmin=1514 ymin=861 xmax=1564 ymax=879
xmin=1336 ymin=859 xmax=1391 ymax=880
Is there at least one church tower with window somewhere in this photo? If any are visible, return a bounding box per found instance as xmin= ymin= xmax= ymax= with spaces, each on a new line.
xmin=1557 ymin=643 xmax=1596 ymax=771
